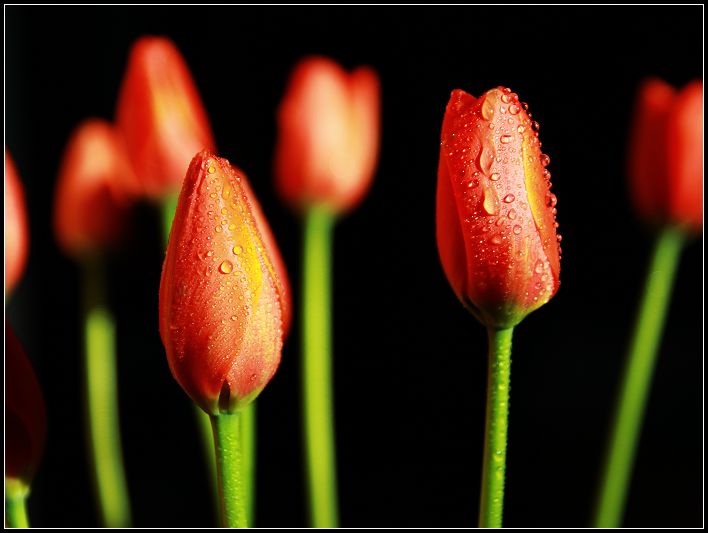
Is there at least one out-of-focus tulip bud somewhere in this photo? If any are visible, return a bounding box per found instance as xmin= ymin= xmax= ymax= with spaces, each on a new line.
xmin=116 ymin=36 xmax=216 ymax=199
xmin=5 ymin=151 xmax=29 ymax=295
xmin=5 ymin=323 xmax=46 ymax=484
xmin=275 ymin=56 xmax=380 ymax=214
xmin=628 ymin=78 xmax=703 ymax=232
xmin=436 ymin=87 xmax=561 ymax=329
xmin=54 ymin=119 xmax=135 ymax=257
xmin=160 ymin=150 xmax=290 ymax=414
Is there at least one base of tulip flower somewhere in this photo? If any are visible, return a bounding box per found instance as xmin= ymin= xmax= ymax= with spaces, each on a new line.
xmin=211 ymin=412 xmax=248 ymax=528
xmin=593 ymin=225 xmax=686 ymax=528
xmin=478 ymin=327 xmax=514 ymax=528
xmin=5 ymin=478 xmax=30 ymax=528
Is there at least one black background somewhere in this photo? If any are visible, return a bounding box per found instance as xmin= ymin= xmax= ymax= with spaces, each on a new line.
xmin=5 ymin=6 xmax=703 ymax=528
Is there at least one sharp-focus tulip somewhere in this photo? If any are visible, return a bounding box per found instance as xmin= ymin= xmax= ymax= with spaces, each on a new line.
xmin=116 ymin=36 xmax=215 ymax=199
xmin=5 ymin=151 xmax=29 ymax=294
xmin=54 ymin=119 xmax=135 ymax=257
xmin=436 ymin=87 xmax=561 ymax=329
xmin=275 ymin=56 xmax=380 ymax=214
xmin=160 ymin=150 xmax=290 ymax=414
xmin=628 ymin=78 xmax=703 ymax=232
xmin=5 ymin=323 xmax=46 ymax=484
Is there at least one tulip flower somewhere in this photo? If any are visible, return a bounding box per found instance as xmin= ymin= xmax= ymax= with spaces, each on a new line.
xmin=116 ymin=36 xmax=215 ymax=200
xmin=436 ymin=87 xmax=561 ymax=527
xmin=274 ymin=56 xmax=381 ymax=528
xmin=160 ymin=150 xmax=289 ymax=528
xmin=275 ymin=56 xmax=380 ymax=214
xmin=5 ymin=323 xmax=46 ymax=528
xmin=628 ymin=78 xmax=703 ymax=232
xmin=54 ymin=119 xmax=135 ymax=257
xmin=5 ymin=151 xmax=29 ymax=295
xmin=594 ymin=79 xmax=703 ymax=528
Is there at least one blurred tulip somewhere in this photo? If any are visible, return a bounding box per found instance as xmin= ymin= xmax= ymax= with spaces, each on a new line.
xmin=275 ymin=56 xmax=380 ymax=214
xmin=628 ymin=78 xmax=703 ymax=232
xmin=116 ymin=36 xmax=216 ymax=199
xmin=160 ymin=150 xmax=290 ymax=414
xmin=5 ymin=151 xmax=29 ymax=294
xmin=5 ymin=323 xmax=46 ymax=484
xmin=54 ymin=119 xmax=135 ymax=257
xmin=436 ymin=87 xmax=561 ymax=328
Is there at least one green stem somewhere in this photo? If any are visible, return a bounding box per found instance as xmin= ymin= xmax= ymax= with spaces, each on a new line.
xmin=82 ymin=256 xmax=132 ymax=528
xmin=241 ymin=402 xmax=256 ymax=526
xmin=479 ymin=327 xmax=514 ymax=528
xmin=302 ymin=205 xmax=339 ymax=528
xmin=161 ymin=193 xmax=220 ymax=524
xmin=593 ymin=226 xmax=685 ymax=528
xmin=5 ymin=479 xmax=30 ymax=528
xmin=211 ymin=413 xmax=247 ymax=528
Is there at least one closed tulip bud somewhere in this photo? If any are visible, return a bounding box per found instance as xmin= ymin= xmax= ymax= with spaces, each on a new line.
xmin=5 ymin=151 xmax=29 ymax=294
xmin=54 ymin=119 xmax=135 ymax=257
xmin=160 ymin=151 xmax=290 ymax=414
xmin=275 ymin=56 xmax=380 ymax=214
xmin=628 ymin=78 xmax=703 ymax=232
xmin=5 ymin=323 xmax=46 ymax=484
xmin=436 ymin=88 xmax=561 ymax=329
xmin=116 ymin=36 xmax=215 ymax=199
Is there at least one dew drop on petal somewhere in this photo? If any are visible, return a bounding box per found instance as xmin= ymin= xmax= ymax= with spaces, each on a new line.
xmin=481 ymin=96 xmax=495 ymax=120
xmin=503 ymin=194 xmax=515 ymax=203
xmin=500 ymin=134 xmax=513 ymax=144
xmin=490 ymin=172 xmax=501 ymax=182
xmin=509 ymin=104 xmax=520 ymax=115
xmin=513 ymin=224 xmax=522 ymax=235
xmin=219 ymin=261 xmax=234 ymax=274
xmin=507 ymin=209 xmax=517 ymax=220
xmin=541 ymin=153 xmax=551 ymax=167
xmin=233 ymin=245 xmax=243 ymax=255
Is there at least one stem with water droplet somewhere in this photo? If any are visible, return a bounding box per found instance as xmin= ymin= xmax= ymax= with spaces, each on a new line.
xmin=211 ymin=412 xmax=247 ymax=528
xmin=302 ymin=205 xmax=339 ymax=528
xmin=593 ymin=225 xmax=685 ymax=528
xmin=5 ymin=478 xmax=30 ymax=528
xmin=479 ymin=326 xmax=514 ymax=528
xmin=83 ymin=256 xmax=132 ymax=527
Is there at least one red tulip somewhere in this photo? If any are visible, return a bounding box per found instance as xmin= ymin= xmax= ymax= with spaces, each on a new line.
xmin=54 ymin=119 xmax=135 ymax=257
xmin=116 ymin=36 xmax=215 ymax=199
xmin=628 ymin=78 xmax=703 ymax=232
xmin=436 ymin=88 xmax=561 ymax=328
xmin=160 ymin=150 xmax=290 ymax=414
xmin=5 ymin=323 xmax=46 ymax=484
xmin=275 ymin=56 xmax=380 ymax=214
xmin=5 ymin=151 xmax=29 ymax=294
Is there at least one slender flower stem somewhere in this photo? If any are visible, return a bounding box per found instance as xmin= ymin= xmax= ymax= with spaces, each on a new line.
xmin=161 ymin=193 xmax=220 ymax=522
xmin=5 ymin=478 xmax=30 ymax=528
xmin=479 ymin=327 xmax=514 ymax=528
xmin=241 ymin=402 xmax=256 ymax=526
xmin=211 ymin=413 xmax=247 ymax=528
xmin=302 ymin=205 xmax=339 ymax=528
xmin=593 ymin=226 xmax=685 ymax=528
xmin=82 ymin=256 xmax=132 ymax=527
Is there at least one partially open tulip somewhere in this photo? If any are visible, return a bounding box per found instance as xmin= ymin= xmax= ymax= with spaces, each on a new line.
xmin=54 ymin=119 xmax=136 ymax=257
xmin=5 ymin=152 xmax=29 ymax=294
xmin=5 ymin=323 xmax=46 ymax=484
xmin=116 ymin=36 xmax=215 ymax=199
xmin=628 ymin=78 xmax=703 ymax=232
xmin=160 ymin=150 xmax=290 ymax=414
xmin=436 ymin=88 xmax=561 ymax=328
xmin=275 ymin=56 xmax=380 ymax=214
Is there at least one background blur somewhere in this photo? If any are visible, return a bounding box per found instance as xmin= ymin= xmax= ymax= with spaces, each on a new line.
xmin=5 ymin=6 xmax=703 ymax=528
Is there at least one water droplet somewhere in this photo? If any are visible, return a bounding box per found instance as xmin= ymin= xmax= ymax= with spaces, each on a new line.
xmin=222 ymin=184 xmax=232 ymax=199
xmin=483 ymin=189 xmax=498 ymax=215
xmin=468 ymin=178 xmax=480 ymax=188
xmin=500 ymin=134 xmax=513 ymax=144
xmin=540 ymin=153 xmax=551 ymax=167
xmin=233 ymin=245 xmax=243 ymax=255
xmin=228 ymin=224 xmax=236 ymax=230
xmin=221 ymin=208 xmax=229 ymax=215
xmin=535 ymin=260 xmax=544 ymax=274
xmin=501 ymin=93 xmax=511 ymax=104
xmin=557 ymin=234 xmax=563 ymax=242
xmin=479 ymin=147 xmax=494 ymax=174
xmin=500 ymin=105 xmax=507 ymax=114
xmin=481 ymin=96 xmax=495 ymax=120
xmin=230 ymin=315 xmax=237 ymax=321
xmin=517 ymin=125 xmax=526 ymax=133
xmin=546 ymin=193 xmax=558 ymax=207
xmin=503 ymin=194 xmax=515 ymax=203
xmin=215 ymin=226 xmax=222 ymax=233
xmin=507 ymin=209 xmax=516 ymax=220
xmin=219 ymin=261 xmax=234 ymax=274
xmin=490 ymin=172 xmax=501 ymax=182
xmin=208 ymin=165 xmax=216 ymax=174
xmin=521 ymin=102 xmax=529 ymax=111
xmin=531 ymin=120 xmax=540 ymax=132
xmin=490 ymin=234 xmax=503 ymax=245
xmin=509 ymin=104 xmax=520 ymax=115
xmin=513 ymin=224 xmax=522 ymax=235
xmin=209 ymin=192 xmax=217 ymax=199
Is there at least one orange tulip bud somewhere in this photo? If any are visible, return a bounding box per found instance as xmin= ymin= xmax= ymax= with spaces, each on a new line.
xmin=275 ymin=56 xmax=380 ymax=214
xmin=160 ymin=151 xmax=290 ymax=414
xmin=436 ymin=88 xmax=561 ymax=328
xmin=116 ymin=36 xmax=215 ymax=199
xmin=53 ymin=119 xmax=135 ymax=257
xmin=5 ymin=323 xmax=46 ymax=484
xmin=5 ymin=151 xmax=29 ymax=294
xmin=628 ymin=78 xmax=703 ymax=232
